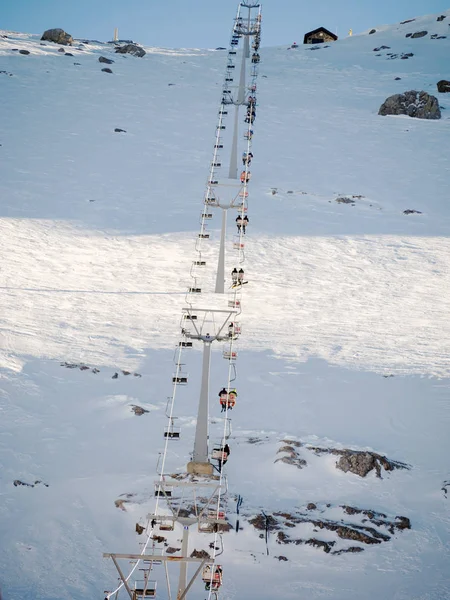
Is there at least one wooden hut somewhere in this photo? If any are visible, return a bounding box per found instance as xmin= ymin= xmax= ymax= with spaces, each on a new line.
xmin=303 ymin=27 xmax=338 ymax=44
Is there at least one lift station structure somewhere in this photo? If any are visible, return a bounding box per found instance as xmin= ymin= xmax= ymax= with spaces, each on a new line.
xmin=103 ymin=3 xmax=262 ymax=600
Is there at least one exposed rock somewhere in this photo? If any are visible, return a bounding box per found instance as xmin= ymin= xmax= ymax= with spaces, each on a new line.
xmin=431 ymin=34 xmax=447 ymax=39
xmin=442 ymin=480 xmax=449 ymax=498
xmin=64 ymin=52 xmax=73 ymax=56
xmin=369 ymin=29 xmax=376 ymax=34
xmin=74 ymin=62 xmax=81 ymax=66
xmin=19 ymin=49 xmax=30 ymax=55
xmin=41 ymin=28 xmax=73 ymax=45
xmin=336 ymin=196 xmax=355 ymax=204
xmin=395 ymin=77 xmax=402 ymax=80
xmin=276 ymin=555 xmax=288 ymax=561
xmin=166 ymin=546 xmax=180 ymax=554
xmin=115 ymin=128 xmax=127 ymax=133
xmin=307 ymin=503 xmax=317 ymax=511
xmin=13 ymin=479 xmax=49 ymax=488
xmin=275 ymin=443 xmax=307 ymax=469
xmin=122 ymin=370 xmax=131 ymax=375
xmin=403 ymin=209 xmax=422 ymax=214
xmin=437 ymin=80 xmax=450 ymax=93
xmin=99 ymin=56 xmax=114 ymax=64
xmin=332 ymin=546 xmax=364 ymax=555
xmin=281 ymin=439 xmax=302 ymax=447
xmin=151 ymin=535 xmax=166 ymax=543
xmin=400 ymin=19 xmax=416 ymax=24
xmin=405 ymin=33 xmax=412 ymax=38
xmin=112 ymin=372 xmax=119 ymax=379
xmin=190 ymin=549 xmax=210 ymax=559
xmin=395 ymin=516 xmax=411 ymax=530
xmin=306 ymin=445 xmax=409 ymax=478
xmin=102 ymin=67 xmax=113 ymax=74
xmin=373 ymin=45 xmax=390 ymax=51
xmin=131 ymin=405 xmax=149 ymax=416
xmin=410 ymin=31 xmax=428 ymax=38
xmin=249 ymin=513 xmax=281 ymax=531
xmin=437 ymin=15 xmax=446 ymax=21
xmin=135 ymin=523 xmax=145 ymax=535
xmin=115 ymin=43 xmax=146 ymax=57
xmin=306 ymin=538 xmax=335 ymax=553
xmin=58 ymin=47 xmax=65 ymax=53
xmin=378 ymin=90 xmax=441 ymax=120
xmin=114 ymin=499 xmax=129 ymax=511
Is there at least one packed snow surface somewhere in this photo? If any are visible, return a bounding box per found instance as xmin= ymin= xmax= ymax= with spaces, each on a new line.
xmin=0 ymin=9 xmax=450 ymax=600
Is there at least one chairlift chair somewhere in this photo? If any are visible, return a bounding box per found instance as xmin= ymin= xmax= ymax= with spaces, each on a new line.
xmin=228 ymin=298 xmax=241 ymax=308
xmin=133 ymin=580 xmax=157 ymax=599
xmin=164 ymin=425 xmax=181 ymax=440
xmin=223 ymin=350 xmax=238 ymax=361
xmin=159 ymin=521 xmax=175 ymax=531
xmin=172 ymin=373 xmax=188 ymax=384
xmin=202 ymin=566 xmax=223 ymax=589
xmin=233 ymin=235 xmax=245 ymax=249
xmin=154 ymin=485 xmax=172 ymax=498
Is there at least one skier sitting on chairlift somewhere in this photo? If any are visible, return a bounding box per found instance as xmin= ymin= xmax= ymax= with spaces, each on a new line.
xmin=231 ymin=267 xmax=238 ymax=283
xmin=236 ymin=214 xmax=248 ymax=234
xmin=238 ymin=268 xmax=245 ymax=282
xmin=242 ymin=152 xmax=253 ymax=166
xmin=240 ymin=170 xmax=251 ymax=183
xmin=244 ymin=129 xmax=254 ymax=140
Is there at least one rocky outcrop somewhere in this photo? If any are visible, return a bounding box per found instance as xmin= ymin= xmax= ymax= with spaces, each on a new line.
xmin=410 ymin=31 xmax=428 ymax=38
xmin=115 ymin=43 xmax=146 ymax=57
xmin=131 ymin=405 xmax=149 ymax=416
xmin=437 ymin=15 xmax=446 ymax=21
xmin=378 ymin=90 xmax=441 ymax=120
xmin=306 ymin=445 xmax=409 ymax=478
xmin=369 ymin=29 xmax=376 ymax=34
xmin=275 ymin=444 xmax=307 ymax=469
xmin=99 ymin=56 xmax=114 ymax=64
xmin=437 ymin=80 xmax=450 ymax=93
xmin=41 ymin=28 xmax=73 ymax=45
xmin=248 ymin=504 xmax=411 ymax=554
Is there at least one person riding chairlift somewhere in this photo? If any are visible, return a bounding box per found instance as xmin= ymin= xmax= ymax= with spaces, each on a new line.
xmin=238 ymin=268 xmax=245 ymax=282
xmin=231 ymin=267 xmax=238 ymax=283
xmin=240 ymin=170 xmax=251 ymax=183
xmin=242 ymin=151 xmax=253 ymax=166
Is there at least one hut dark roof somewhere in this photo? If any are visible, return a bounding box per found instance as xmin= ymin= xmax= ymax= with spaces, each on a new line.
xmin=303 ymin=27 xmax=338 ymax=44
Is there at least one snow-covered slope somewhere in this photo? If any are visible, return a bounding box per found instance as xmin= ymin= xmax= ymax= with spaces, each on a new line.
xmin=0 ymin=9 xmax=450 ymax=600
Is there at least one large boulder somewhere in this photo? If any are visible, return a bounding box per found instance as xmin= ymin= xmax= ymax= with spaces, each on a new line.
xmin=41 ymin=28 xmax=73 ymax=46
xmin=378 ymin=90 xmax=441 ymax=119
xmin=115 ymin=43 xmax=146 ymax=57
xmin=437 ymin=80 xmax=450 ymax=93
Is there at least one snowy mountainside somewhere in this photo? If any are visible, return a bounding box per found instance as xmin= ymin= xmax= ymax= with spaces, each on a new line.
xmin=0 ymin=9 xmax=450 ymax=600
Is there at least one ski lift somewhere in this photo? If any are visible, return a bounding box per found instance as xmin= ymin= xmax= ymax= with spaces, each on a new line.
xmin=202 ymin=566 xmax=223 ymax=590
xmin=188 ymin=287 xmax=201 ymax=293
xmin=228 ymin=298 xmax=241 ymax=308
xmin=193 ymin=260 xmax=206 ymax=266
xmin=209 ymin=180 xmax=219 ymax=185
xmin=133 ymin=580 xmax=157 ymax=599
xmin=205 ymin=196 xmax=218 ymax=206
xmin=223 ymin=350 xmax=238 ymax=361
xmin=198 ymin=232 xmax=210 ymax=239
xmin=214 ymin=144 xmax=224 ymax=149
xmin=229 ymin=50 xmax=237 ymax=55
xmin=233 ymin=235 xmax=245 ymax=249
xmin=212 ymin=162 xmax=221 ymax=167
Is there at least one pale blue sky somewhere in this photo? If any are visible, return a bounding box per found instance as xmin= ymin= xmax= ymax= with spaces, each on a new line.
xmin=2 ymin=0 xmax=449 ymax=47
